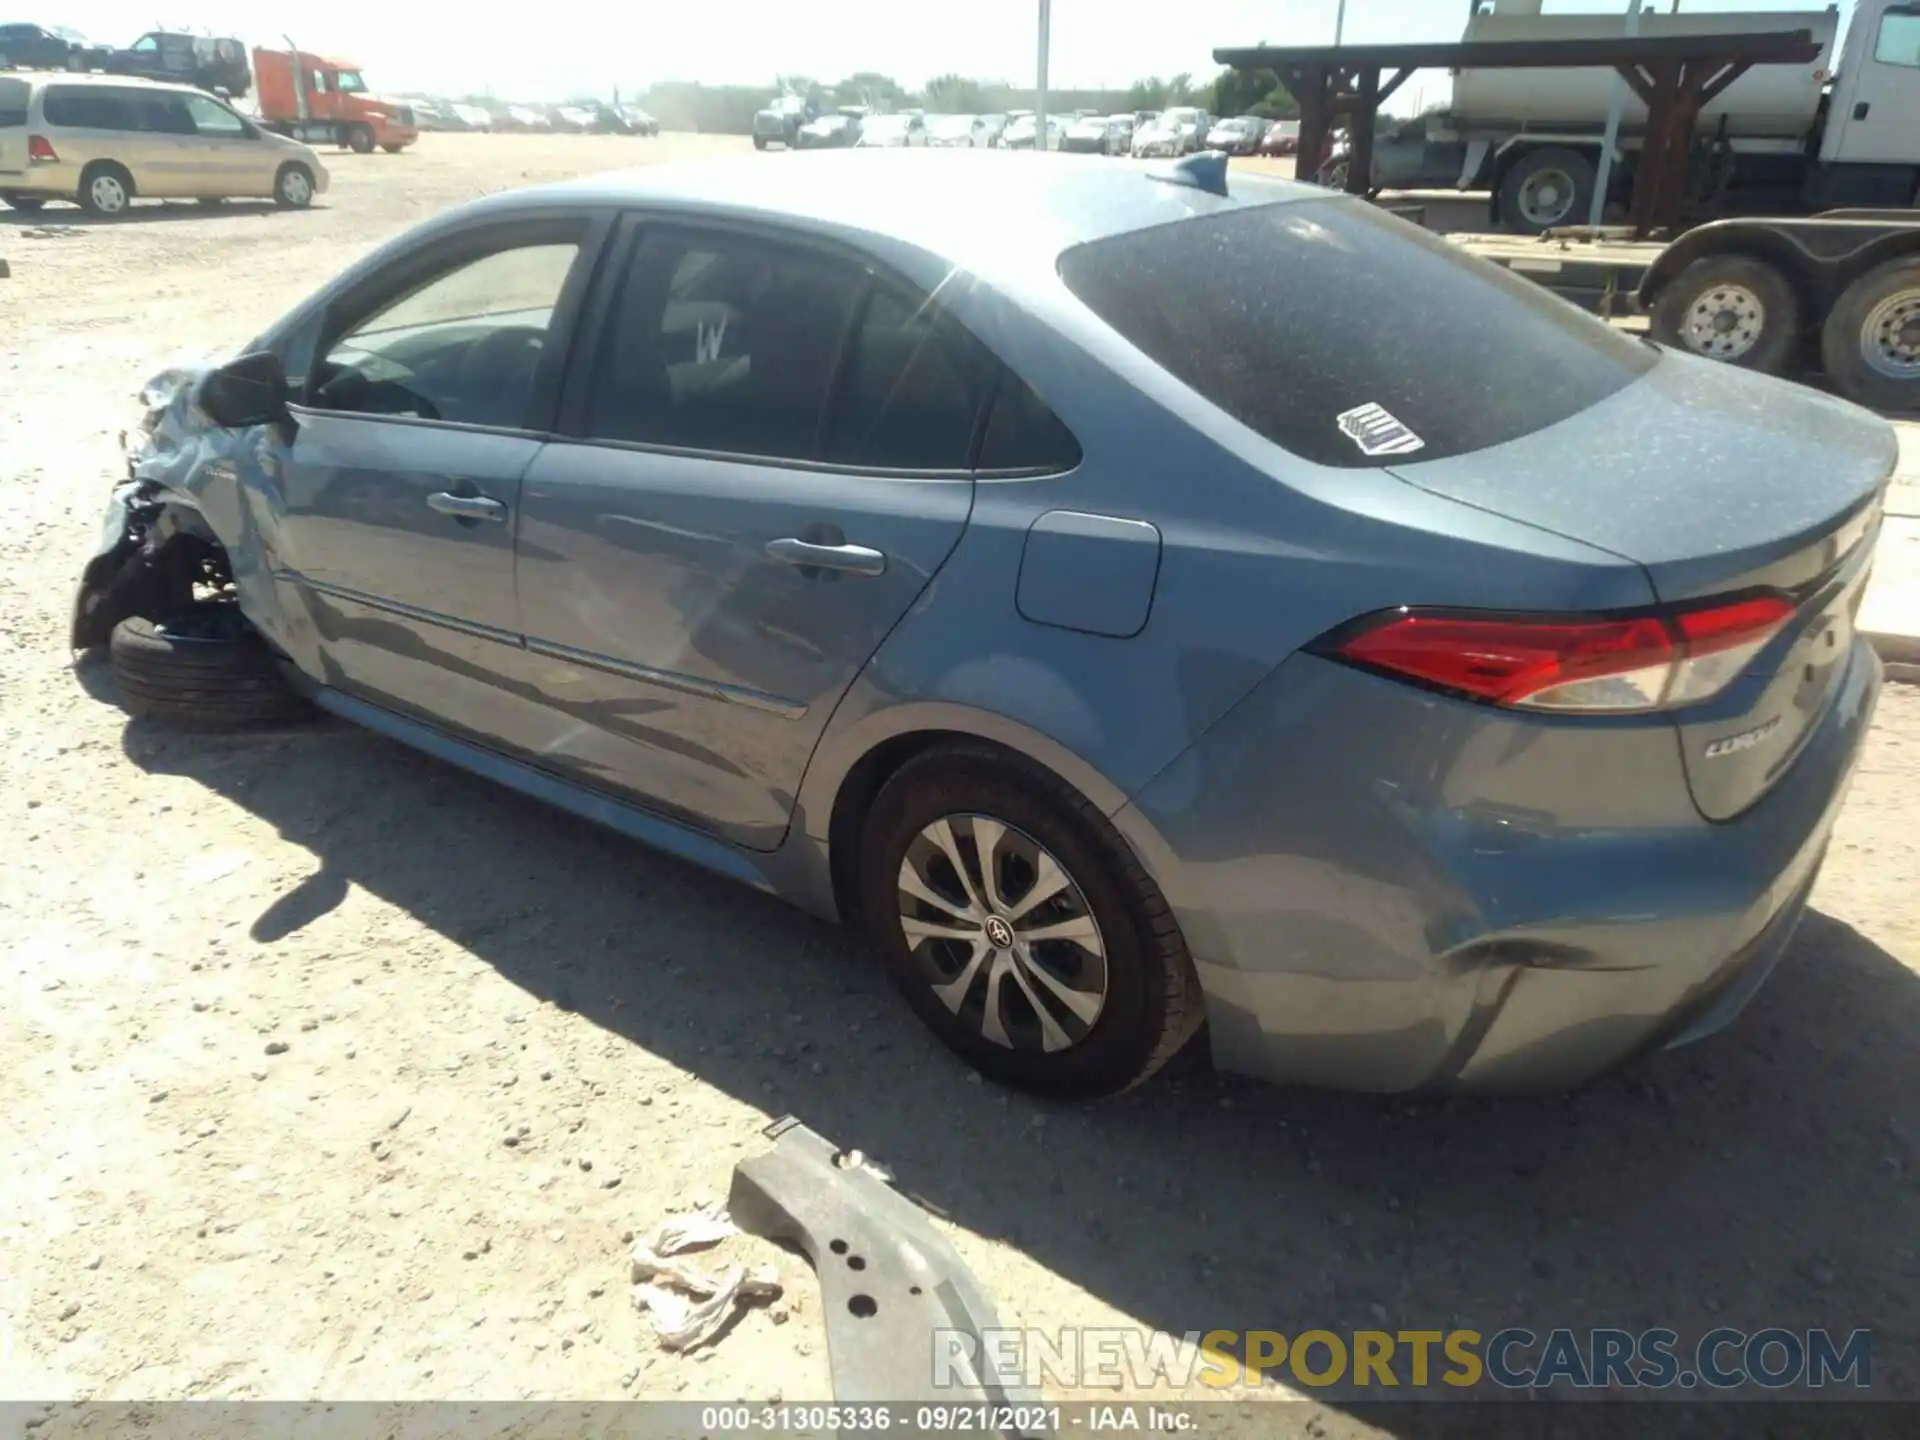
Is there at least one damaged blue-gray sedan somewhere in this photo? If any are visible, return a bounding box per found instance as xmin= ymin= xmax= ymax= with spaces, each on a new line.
xmin=74 ymin=151 xmax=1894 ymax=1097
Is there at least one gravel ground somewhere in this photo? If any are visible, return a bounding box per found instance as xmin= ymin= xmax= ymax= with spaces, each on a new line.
xmin=2 ymin=135 xmax=1917 ymax=1425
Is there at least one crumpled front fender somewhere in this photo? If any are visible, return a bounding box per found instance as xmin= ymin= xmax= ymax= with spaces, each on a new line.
xmin=69 ymin=363 xmax=282 ymax=650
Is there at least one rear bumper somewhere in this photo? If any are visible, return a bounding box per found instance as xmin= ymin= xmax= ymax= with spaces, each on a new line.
xmin=1116 ymin=640 xmax=1882 ymax=1093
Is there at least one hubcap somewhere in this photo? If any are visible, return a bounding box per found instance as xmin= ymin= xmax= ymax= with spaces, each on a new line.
xmin=1518 ymin=168 xmax=1576 ymax=227
xmin=1681 ymin=284 xmax=1765 ymax=360
xmin=896 ymin=814 xmax=1108 ymax=1053
xmin=283 ymin=171 xmax=311 ymax=204
xmin=91 ymin=176 xmax=126 ymax=213
xmin=1861 ymin=290 xmax=1920 ymax=379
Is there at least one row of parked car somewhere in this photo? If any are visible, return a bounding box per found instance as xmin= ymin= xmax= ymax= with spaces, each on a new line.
xmin=403 ymin=97 xmax=659 ymax=136
xmin=751 ymin=96 xmax=1301 ymax=161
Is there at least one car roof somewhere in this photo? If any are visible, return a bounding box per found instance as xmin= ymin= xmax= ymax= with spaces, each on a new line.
xmin=24 ymin=71 xmax=193 ymax=93
xmin=498 ymin=150 xmax=1326 ymax=284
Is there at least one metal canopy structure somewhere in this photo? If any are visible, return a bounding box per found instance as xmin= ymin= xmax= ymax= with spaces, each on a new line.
xmin=1212 ymin=29 xmax=1823 ymax=237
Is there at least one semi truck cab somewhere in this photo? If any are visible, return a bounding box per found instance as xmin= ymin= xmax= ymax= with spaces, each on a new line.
xmin=253 ymin=48 xmax=418 ymax=154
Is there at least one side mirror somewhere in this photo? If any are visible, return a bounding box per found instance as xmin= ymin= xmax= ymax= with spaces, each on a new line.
xmin=197 ymin=350 xmax=289 ymax=429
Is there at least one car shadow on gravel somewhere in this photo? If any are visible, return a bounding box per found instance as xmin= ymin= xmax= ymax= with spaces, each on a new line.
xmin=116 ymin=711 xmax=1920 ymax=1413
xmin=0 ymin=201 xmax=317 ymax=228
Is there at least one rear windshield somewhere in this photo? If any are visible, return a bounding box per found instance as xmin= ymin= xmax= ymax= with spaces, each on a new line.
xmin=1057 ymin=197 xmax=1656 ymax=469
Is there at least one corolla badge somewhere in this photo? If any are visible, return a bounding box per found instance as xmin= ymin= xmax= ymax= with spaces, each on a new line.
xmin=1704 ymin=715 xmax=1783 ymax=759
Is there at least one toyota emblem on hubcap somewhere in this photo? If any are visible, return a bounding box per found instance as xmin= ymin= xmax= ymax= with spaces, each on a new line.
xmin=984 ymin=916 xmax=1015 ymax=949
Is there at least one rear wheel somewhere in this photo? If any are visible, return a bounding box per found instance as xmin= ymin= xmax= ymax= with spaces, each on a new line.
xmin=1822 ymin=258 xmax=1920 ymax=412
xmin=859 ymin=748 xmax=1203 ymax=1097
xmin=109 ymin=607 xmax=312 ymax=730
xmin=273 ymin=162 xmax=314 ymax=209
xmin=0 ymin=192 xmax=47 ymax=212
xmin=77 ymin=162 xmax=133 ymax=217
xmin=1498 ymin=146 xmax=1596 ymax=235
xmin=753 ymin=134 xmax=768 ymax=151
xmin=1650 ymin=254 xmax=1801 ymax=375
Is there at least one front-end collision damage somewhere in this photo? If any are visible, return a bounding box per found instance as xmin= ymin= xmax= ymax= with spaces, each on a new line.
xmin=70 ymin=363 xmax=282 ymax=652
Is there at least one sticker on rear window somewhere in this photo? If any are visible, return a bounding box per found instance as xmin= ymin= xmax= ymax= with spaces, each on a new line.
xmin=1336 ymin=402 xmax=1425 ymax=458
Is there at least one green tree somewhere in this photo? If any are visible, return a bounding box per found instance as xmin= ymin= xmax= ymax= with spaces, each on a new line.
xmin=835 ymin=71 xmax=907 ymax=108
xmin=924 ymin=73 xmax=988 ymax=113
xmin=1125 ymin=76 xmax=1168 ymax=111
xmin=773 ymin=74 xmax=827 ymax=106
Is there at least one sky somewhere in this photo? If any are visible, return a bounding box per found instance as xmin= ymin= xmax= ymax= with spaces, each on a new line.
xmin=56 ymin=0 xmax=1855 ymax=103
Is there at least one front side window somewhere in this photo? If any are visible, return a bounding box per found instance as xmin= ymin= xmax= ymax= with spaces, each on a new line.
xmin=130 ymin=35 xmax=157 ymax=53
xmin=182 ymin=94 xmax=247 ymax=137
xmin=584 ymin=230 xmax=868 ymax=460
xmin=308 ymin=240 xmax=581 ymax=428
xmin=336 ymin=71 xmax=367 ymax=94
xmin=1874 ymin=10 xmax=1920 ymax=67
xmin=1059 ymin=197 xmax=1656 ymax=469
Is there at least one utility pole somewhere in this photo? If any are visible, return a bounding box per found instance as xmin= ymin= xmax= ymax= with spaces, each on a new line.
xmin=1335 ymin=0 xmax=1348 ymax=46
xmin=1589 ymin=0 xmax=1645 ymax=227
xmin=1036 ymin=0 xmax=1051 ymax=147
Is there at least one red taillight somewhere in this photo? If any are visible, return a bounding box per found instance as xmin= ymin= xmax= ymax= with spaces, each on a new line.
xmin=1327 ymin=594 xmax=1796 ymax=713
xmin=27 ymin=134 xmax=58 ymax=163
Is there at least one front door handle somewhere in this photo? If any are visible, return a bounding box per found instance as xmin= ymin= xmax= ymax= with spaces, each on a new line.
xmin=765 ymin=537 xmax=887 ymax=576
xmin=427 ymin=491 xmax=508 ymax=523
xmin=1855 ymin=100 xmax=1872 ymax=121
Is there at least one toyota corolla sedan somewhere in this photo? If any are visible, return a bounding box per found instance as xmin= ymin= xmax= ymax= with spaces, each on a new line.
xmin=74 ymin=151 xmax=1892 ymax=1098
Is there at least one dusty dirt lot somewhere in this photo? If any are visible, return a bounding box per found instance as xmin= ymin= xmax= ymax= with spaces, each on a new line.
xmin=2 ymin=134 xmax=1918 ymax=1423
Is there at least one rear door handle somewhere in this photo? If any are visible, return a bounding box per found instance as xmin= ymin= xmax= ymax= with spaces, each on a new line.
xmin=765 ymin=537 xmax=887 ymax=576
xmin=427 ymin=491 xmax=508 ymax=523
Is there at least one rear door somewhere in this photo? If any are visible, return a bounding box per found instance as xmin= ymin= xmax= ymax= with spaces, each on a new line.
xmin=512 ymin=220 xmax=991 ymax=849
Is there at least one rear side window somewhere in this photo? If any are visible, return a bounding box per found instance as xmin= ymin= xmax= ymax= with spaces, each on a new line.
xmin=1058 ymin=197 xmax=1656 ymax=469
xmin=41 ymin=86 xmax=169 ymax=132
xmin=976 ymin=373 xmax=1082 ymax=473
xmin=824 ymin=286 xmax=997 ymax=471
xmin=0 ymin=79 xmax=27 ymax=129
xmin=585 ymin=229 xmax=869 ymax=461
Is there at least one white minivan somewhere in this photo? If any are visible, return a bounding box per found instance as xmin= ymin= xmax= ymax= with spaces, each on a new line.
xmin=0 ymin=72 xmax=328 ymax=216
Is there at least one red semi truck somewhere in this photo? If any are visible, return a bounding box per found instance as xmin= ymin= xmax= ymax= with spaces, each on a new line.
xmin=253 ymin=47 xmax=418 ymax=154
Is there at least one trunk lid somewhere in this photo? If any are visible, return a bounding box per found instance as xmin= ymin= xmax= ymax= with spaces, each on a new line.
xmin=1389 ymin=351 xmax=1895 ymax=820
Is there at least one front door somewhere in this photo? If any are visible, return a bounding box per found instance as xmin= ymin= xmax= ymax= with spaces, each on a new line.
xmin=170 ymin=91 xmax=263 ymax=196
xmin=1825 ymin=3 xmax=1920 ymax=166
xmin=513 ymin=223 xmax=991 ymax=849
xmin=265 ymin=219 xmax=600 ymax=736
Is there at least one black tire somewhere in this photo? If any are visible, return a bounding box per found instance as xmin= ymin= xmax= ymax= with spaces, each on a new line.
xmin=753 ymin=134 xmax=768 ymax=151
xmin=859 ymin=747 xmax=1204 ymax=1098
xmin=1649 ymin=254 xmax=1801 ymax=376
xmin=77 ymin=162 xmax=134 ymax=218
xmin=108 ymin=608 xmax=312 ymax=730
xmin=346 ymin=124 xmax=375 ymax=155
xmin=273 ymin=162 xmax=315 ymax=209
xmin=1821 ymin=258 xmax=1920 ymax=412
xmin=195 ymin=196 xmax=224 ymax=207
xmin=380 ymin=143 xmax=403 ymax=154
xmin=0 ymin=192 xmax=47 ymax=212
xmin=1498 ymin=146 xmax=1597 ymax=235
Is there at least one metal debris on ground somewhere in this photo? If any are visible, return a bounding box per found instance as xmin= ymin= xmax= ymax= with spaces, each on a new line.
xmin=629 ymin=1202 xmax=780 ymax=1353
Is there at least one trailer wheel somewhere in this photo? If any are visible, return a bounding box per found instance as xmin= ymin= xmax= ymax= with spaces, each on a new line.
xmin=1650 ymin=255 xmax=1801 ymax=376
xmin=1822 ymin=259 xmax=1920 ymax=412
xmin=1498 ymin=147 xmax=1596 ymax=235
